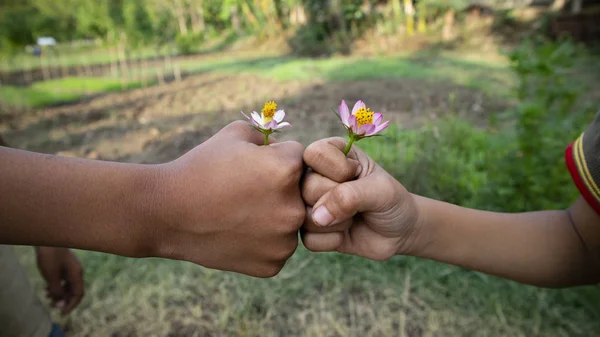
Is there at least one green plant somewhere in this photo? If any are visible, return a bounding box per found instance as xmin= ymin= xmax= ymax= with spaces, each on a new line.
xmin=287 ymin=23 xmax=332 ymax=57
xmin=175 ymin=33 xmax=204 ymax=55
xmin=488 ymin=38 xmax=592 ymax=212
xmin=359 ymin=39 xmax=596 ymax=214
xmin=360 ymin=121 xmax=498 ymax=208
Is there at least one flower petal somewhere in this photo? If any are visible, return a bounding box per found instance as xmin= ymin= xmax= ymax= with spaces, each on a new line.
xmin=373 ymin=112 xmax=382 ymax=125
xmin=339 ymin=100 xmax=350 ymax=125
xmin=264 ymin=120 xmax=278 ymax=130
xmin=275 ymin=122 xmax=291 ymax=129
xmin=242 ymin=111 xmax=262 ymax=127
xmin=372 ymin=120 xmax=390 ymax=134
xmin=357 ymin=124 xmax=376 ymax=136
xmin=352 ymin=100 xmax=365 ymax=115
xmin=274 ymin=110 xmax=285 ymax=123
xmin=251 ymin=111 xmax=264 ymax=126
xmin=348 ymin=115 xmax=357 ymax=131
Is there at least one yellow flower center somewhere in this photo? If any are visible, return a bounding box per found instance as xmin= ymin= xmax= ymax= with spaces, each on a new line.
xmin=262 ymin=101 xmax=277 ymax=122
xmin=355 ymin=107 xmax=374 ymax=126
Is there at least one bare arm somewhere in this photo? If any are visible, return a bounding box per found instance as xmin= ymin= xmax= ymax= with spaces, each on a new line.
xmin=0 ymin=146 xmax=160 ymax=257
xmin=300 ymin=137 xmax=600 ymax=288
xmin=0 ymin=121 xmax=307 ymax=278
xmin=413 ymin=196 xmax=600 ymax=287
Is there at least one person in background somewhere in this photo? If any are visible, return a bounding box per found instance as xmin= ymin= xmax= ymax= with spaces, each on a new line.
xmin=0 ymin=135 xmax=83 ymax=337
xmin=300 ymin=115 xmax=600 ymax=288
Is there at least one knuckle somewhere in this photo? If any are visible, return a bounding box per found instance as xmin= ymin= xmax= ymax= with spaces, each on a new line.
xmin=289 ymin=205 xmax=306 ymax=228
xmin=302 ymin=237 xmax=321 ymax=253
xmin=282 ymin=159 xmax=304 ymax=182
xmin=271 ymin=210 xmax=303 ymax=235
xmin=263 ymin=161 xmax=287 ymax=183
xmin=331 ymin=184 xmax=359 ymax=214
xmin=301 ymin=173 xmax=322 ymax=203
xmin=260 ymin=264 xmax=283 ymax=278
xmin=287 ymin=141 xmax=306 ymax=155
xmin=221 ymin=120 xmax=245 ymax=136
xmin=304 ymin=242 xmax=319 ymax=252
xmin=304 ymin=142 xmax=328 ymax=168
xmin=287 ymin=160 xmax=304 ymax=182
xmin=286 ymin=236 xmax=299 ymax=257
xmin=275 ymin=243 xmax=297 ymax=261
xmin=228 ymin=120 xmax=247 ymax=130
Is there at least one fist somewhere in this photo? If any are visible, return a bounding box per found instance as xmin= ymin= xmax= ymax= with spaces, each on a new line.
xmin=301 ymin=137 xmax=420 ymax=261
xmin=153 ymin=121 xmax=306 ymax=278
xmin=35 ymin=247 xmax=84 ymax=315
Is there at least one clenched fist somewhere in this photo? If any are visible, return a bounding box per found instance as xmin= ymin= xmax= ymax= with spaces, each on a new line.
xmin=35 ymin=247 xmax=84 ymax=315
xmin=152 ymin=121 xmax=306 ymax=277
xmin=301 ymin=137 xmax=421 ymax=261
xmin=0 ymin=121 xmax=305 ymax=279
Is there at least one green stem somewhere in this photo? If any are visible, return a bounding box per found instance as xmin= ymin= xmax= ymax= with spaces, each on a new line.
xmin=343 ymin=138 xmax=355 ymax=156
xmin=264 ymin=132 xmax=269 ymax=146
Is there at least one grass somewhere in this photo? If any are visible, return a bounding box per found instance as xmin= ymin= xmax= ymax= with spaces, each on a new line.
xmin=175 ymin=54 xmax=514 ymax=98
xmin=0 ymin=33 xmax=255 ymax=72
xmin=12 ymin=120 xmax=600 ymax=336
xmin=3 ymin=52 xmax=514 ymax=109
xmin=7 ymin=43 xmax=600 ymax=336
xmin=0 ymin=86 xmax=82 ymax=109
xmin=0 ymin=77 xmax=153 ymax=108
xmin=15 ymin=242 xmax=600 ymax=337
xmin=0 ymin=45 xmax=172 ymax=73
xmin=13 ymin=118 xmax=600 ymax=336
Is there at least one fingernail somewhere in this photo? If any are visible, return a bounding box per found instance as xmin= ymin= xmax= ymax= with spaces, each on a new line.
xmin=312 ymin=206 xmax=334 ymax=226
xmin=355 ymin=164 xmax=362 ymax=177
xmin=56 ymin=300 xmax=65 ymax=309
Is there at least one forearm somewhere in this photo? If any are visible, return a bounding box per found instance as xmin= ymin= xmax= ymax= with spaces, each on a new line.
xmin=0 ymin=147 xmax=162 ymax=257
xmin=410 ymin=195 xmax=600 ymax=287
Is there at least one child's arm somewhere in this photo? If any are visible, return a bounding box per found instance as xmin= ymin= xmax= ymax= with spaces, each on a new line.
xmin=301 ymin=137 xmax=600 ymax=288
xmin=412 ymin=195 xmax=600 ymax=287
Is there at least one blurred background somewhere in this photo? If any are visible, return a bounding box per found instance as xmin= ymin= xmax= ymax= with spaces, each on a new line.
xmin=1 ymin=0 xmax=600 ymax=336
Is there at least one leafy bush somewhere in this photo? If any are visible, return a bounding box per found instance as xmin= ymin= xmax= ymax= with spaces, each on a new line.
xmin=287 ymin=0 xmax=369 ymax=57
xmin=175 ymin=33 xmax=204 ymax=55
xmin=360 ymin=120 xmax=503 ymax=209
xmin=362 ymin=39 xmax=596 ymax=213
xmin=493 ymin=38 xmax=593 ymax=211
xmin=287 ymin=24 xmax=333 ymax=57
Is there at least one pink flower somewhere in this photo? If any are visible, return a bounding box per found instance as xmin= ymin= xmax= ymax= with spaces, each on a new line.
xmin=339 ymin=100 xmax=389 ymax=137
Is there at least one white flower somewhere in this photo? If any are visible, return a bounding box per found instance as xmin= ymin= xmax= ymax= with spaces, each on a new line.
xmin=241 ymin=101 xmax=290 ymax=131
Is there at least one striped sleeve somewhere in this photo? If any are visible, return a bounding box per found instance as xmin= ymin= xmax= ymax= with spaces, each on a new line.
xmin=565 ymin=114 xmax=600 ymax=215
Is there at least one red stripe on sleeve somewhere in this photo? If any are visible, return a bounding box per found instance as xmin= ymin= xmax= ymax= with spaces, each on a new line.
xmin=565 ymin=142 xmax=600 ymax=215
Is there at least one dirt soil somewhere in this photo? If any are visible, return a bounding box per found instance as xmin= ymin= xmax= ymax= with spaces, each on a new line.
xmin=0 ymin=71 xmax=506 ymax=165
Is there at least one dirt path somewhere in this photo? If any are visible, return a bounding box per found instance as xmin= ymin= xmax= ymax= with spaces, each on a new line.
xmin=1 ymin=71 xmax=506 ymax=165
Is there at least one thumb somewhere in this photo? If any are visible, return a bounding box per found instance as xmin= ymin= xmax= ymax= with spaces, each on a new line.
xmin=310 ymin=174 xmax=382 ymax=227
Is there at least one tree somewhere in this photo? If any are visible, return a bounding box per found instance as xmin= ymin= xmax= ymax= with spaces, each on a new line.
xmin=0 ymin=3 xmax=37 ymax=53
xmin=190 ymin=0 xmax=207 ymax=34
xmin=403 ymin=0 xmax=415 ymax=36
xmin=124 ymin=0 xmax=155 ymax=47
xmin=420 ymin=0 xmax=470 ymax=41
xmin=172 ymin=0 xmax=190 ymax=35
